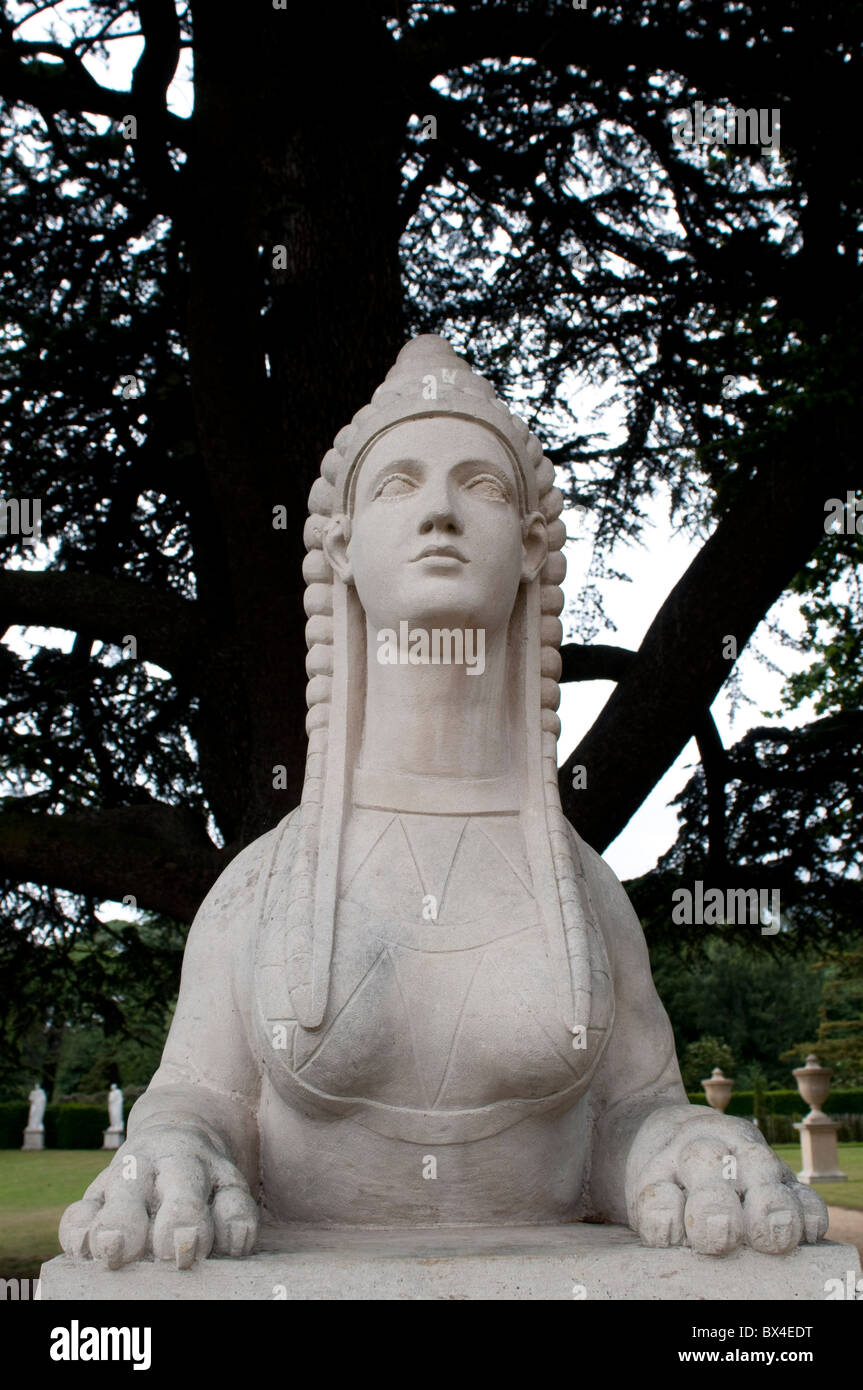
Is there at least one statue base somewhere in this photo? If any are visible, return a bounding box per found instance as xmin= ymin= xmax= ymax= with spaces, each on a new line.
xmin=39 ymin=1223 xmax=861 ymax=1301
xmin=101 ymin=1129 xmax=124 ymax=1150
xmin=21 ymin=1128 xmax=44 ymax=1151
xmin=794 ymin=1119 xmax=847 ymax=1183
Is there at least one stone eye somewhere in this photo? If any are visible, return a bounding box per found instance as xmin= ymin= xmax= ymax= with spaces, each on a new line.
xmin=375 ymin=473 xmax=417 ymax=499
xmin=466 ymin=474 xmax=508 ymax=501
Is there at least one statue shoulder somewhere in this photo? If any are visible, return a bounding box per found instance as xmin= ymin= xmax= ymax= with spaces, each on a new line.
xmin=194 ymin=807 xmax=303 ymax=931
xmin=564 ymin=820 xmax=650 ymax=983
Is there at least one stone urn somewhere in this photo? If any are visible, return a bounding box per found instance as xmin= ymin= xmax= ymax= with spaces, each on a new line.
xmin=792 ymin=1054 xmax=833 ymax=1119
xmin=701 ymin=1067 xmax=734 ymax=1113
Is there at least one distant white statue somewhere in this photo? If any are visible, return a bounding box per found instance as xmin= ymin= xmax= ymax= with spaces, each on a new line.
xmin=27 ymin=1083 xmax=46 ymax=1131
xmin=23 ymin=1082 xmax=47 ymax=1150
xmin=101 ymin=1083 xmax=125 ymax=1150
xmin=107 ymin=1084 xmax=124 ymax=1132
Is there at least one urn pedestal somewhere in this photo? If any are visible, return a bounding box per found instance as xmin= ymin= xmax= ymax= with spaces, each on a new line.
xmin=793 ymin=1054 xmax=847 ymax=1184
xmin=794 ymin=1115 xmax=848 ymax=1184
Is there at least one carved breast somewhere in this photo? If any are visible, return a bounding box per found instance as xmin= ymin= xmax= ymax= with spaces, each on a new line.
xmin=256 ymin=808 xmax=613 ymax=1143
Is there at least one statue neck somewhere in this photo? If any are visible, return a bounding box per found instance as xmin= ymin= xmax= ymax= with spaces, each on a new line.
xmin=359 ymin=619 xmax=511 ymax=779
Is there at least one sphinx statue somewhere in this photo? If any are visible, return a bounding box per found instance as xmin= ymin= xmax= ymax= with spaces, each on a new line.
xmin=59 ymin=336 xmax=828 ymax=1272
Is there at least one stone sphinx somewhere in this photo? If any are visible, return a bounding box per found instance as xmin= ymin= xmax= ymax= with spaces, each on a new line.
xmin=59 ymin=336 xmax=829 ymax=1278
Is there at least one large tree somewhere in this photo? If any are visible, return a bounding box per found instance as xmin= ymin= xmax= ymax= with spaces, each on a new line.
xmin=0 ymin=1 xmax=860 ymax=951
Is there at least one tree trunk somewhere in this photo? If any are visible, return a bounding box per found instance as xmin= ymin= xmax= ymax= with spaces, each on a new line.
xmin=184 ymin=5 xmax=406 ymax=847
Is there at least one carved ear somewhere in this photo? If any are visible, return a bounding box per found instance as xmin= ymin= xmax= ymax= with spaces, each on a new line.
xmin=322 ymin=514 xmax=352 ymax=583
xmin=521 ymin=511 xmax=548 ymax=582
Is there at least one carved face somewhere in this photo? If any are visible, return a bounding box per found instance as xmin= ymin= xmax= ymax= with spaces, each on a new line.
xmin=325 ymin=416 xmax=547 ymax=634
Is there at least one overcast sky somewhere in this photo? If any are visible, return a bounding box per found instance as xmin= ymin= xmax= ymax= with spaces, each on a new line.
xmin=557 ymin=492 xmax=814 ymax=880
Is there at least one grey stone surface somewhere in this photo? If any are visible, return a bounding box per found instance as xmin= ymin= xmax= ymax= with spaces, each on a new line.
xmin=41 ymin=1225 xmax=861 ymax=1301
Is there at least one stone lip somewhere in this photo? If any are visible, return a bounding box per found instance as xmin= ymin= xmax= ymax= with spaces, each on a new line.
xmin=39 ymin=1224 xmax=861 ymax=1302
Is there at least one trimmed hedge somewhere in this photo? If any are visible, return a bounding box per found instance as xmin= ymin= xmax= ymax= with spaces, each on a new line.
xmin=2 ymin=1090 xmax=861 ymax=1148
xmin=51 ymin=1104 xmax=107 ymax=1149
xmin=686 ymin=1088 xmax=863 ymax=1118
xmin=0 ymin=1102 xmax=26 ymax=1148
xmin=0 ymin=1101 xmax=108 ymax=1149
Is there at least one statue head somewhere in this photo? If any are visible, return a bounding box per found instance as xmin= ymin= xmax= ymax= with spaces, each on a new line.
xmin=259 ymin=336 xmax=603 ymax=1037
xmin=322 ymin=413 xmax=548 ymax=639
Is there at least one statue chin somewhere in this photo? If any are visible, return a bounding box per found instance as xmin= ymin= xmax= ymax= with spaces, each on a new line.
xmin=51 ymin=335 xmax=832 ymax=1291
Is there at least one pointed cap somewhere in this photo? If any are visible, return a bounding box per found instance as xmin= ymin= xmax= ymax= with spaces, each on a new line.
xmin=330 ymin=333 xmax=541 ymax=514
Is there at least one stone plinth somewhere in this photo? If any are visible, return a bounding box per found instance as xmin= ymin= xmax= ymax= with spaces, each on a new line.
xmin=102 ymin=1129 xmax=124 ymax=1150
xmin=39 ymin=1223 xmax=861 ymax=1301
xmin=795 ymin=1117 xmax=848 ymax=1184
xmin=21 ymin=1128 xmax=44 ymax=1151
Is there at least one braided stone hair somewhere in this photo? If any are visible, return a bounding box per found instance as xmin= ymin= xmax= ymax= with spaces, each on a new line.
xmin=270 ymin=335 xmax=606 ymax=1036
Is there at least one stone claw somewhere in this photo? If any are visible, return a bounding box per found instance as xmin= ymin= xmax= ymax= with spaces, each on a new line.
xmin=228 ymin=1219 xmax=247 ymax=1257
xmin=98 ymin=1230 xmax=125 ymax=1270
xmin=66 ymin=1226 xmax=89 ymax=1259
xmin=796 ymin=1184 xmax=829 ymax=1244
xmin=652 ymin=1211 xmax=675 ymax=1247
xmin=803 ymin=1213 xmax=822 ymax=1244
xmin=707 ymin=1214 xmax=731 ymax=1248
xmin=173 ymin=1226 xmax=199 ymax=1270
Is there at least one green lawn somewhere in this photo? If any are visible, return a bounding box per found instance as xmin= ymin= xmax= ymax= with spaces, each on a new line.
xmin=773 ymin=1142 xmax=863 ymax=1213
xmin=0 ymin=1150 xmax=112 ymax=1279
xmin=0 ymin=1144 xmax=860 ymax=1280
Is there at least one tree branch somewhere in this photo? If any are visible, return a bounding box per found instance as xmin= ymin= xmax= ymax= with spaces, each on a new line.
xmin=132 ymin=0 xmax=182 ymax=104
xmin=694 ymin=710 xmax=728 ymax=875
xmin=560 ymin=642 xmax=635 ymax=683
xmin=0 ymin=803 xmax=224 ymax=921
xmin=560 ymin=645 xmax=727 ymax=863
xmin=0 ymin=570 xmax=204 ymax=679
xmin=127 ymin=0 xmax=184 ymax=209
xmin=559 ymin=407 xmax=857 ymax=851
xmin=396 ymin=9 xmax=782 ymax=101
xmin=0 ymin=34 xmax=187 ymax=141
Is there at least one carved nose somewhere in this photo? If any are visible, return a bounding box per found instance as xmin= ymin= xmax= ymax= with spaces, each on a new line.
xmin=419 ymin=499 xmax=462 ymax=536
